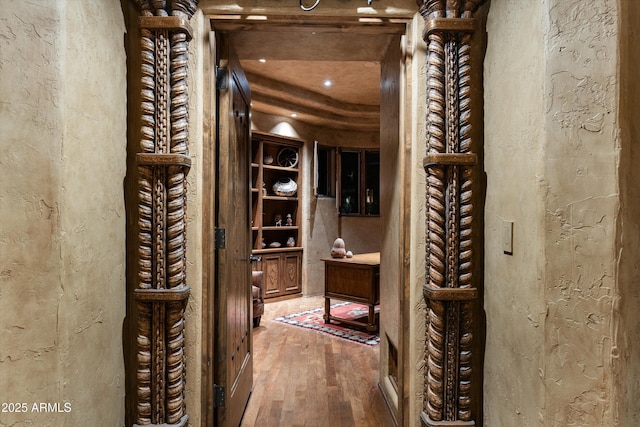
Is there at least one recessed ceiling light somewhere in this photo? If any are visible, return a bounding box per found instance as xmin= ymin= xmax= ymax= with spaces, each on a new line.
xmin=259 ymin=58 xmax=266 ymax=63
xmin=291 ymin=113 xmax=298 ymax=118
xmin=324 ymin=80 xmax=332 ymax=87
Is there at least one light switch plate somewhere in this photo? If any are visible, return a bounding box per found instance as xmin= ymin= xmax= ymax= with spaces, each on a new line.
xmin=502 ymin=221 xmax=513 ymax=255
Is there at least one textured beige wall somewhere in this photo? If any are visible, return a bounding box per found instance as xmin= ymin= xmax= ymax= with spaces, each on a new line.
xmin=0 ymin=2 xmax=65 ymax=423
xmin=544 ymin=0 xmax=620 ymax=424
xmin=483 ymin=0 xmax=640 ymax=425
xmin=0 ymin=1 xmax=126 ymax=425
xmin=408 ymin=13 xmax=427 ymax=427
xmin=483 ymin=0 xmax=546 ymax=424
xmin=184 ymin=10 xmax=206 ymax=425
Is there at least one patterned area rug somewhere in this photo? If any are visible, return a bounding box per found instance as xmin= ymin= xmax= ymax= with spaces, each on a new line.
xmin=273 ymin=302 xmax=380 ymax=346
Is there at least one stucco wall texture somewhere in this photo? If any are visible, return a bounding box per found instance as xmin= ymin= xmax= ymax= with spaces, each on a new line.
xmin=544 ymin=1 xmax=620 ymax=424
xmin=183 ymin=10 xmax=206 ymax=425
xmin=485 ymin=0 xmax=639 ymax=425
xmin=408 ymin=13 xmax=428 ymax=427
xmin=0 ymin=1 xmax=126 ymax=426
xmin=484 ymin=0 xmax=546 ymax=424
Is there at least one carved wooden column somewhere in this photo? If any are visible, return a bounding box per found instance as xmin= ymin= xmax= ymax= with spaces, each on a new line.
xmin=132 ymin=1 xmax=197 ymax=426
xmin=418 ymin=1 xmax=483 ymax=426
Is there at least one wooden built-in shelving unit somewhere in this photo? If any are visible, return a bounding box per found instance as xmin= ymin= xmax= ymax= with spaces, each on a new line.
xmin=250 ymin=131 xmax=303 ymax=300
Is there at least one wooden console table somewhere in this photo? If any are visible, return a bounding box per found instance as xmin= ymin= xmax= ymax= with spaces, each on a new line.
xmin=322 ymin=252 xmax=380 ymax=332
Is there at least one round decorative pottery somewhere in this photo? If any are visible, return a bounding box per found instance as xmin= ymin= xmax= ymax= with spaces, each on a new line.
xmin=269 ymin=241 xmax=281 ymax=248
xmin=330 ymin=237 xmax=346 ymax=258
xmin=272 ymin=178 xmax=297 ymax=197
xmin=346 ymin=250 xmax=353 ymax=258
xmin=264 ymin=154 xmax=274 ymax=165
xmin=286 ymin=237 xmax=296 ymax=247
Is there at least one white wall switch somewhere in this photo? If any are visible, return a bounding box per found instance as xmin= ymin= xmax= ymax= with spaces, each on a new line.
xmin=502 ymin=220 xmax=513 ymax=255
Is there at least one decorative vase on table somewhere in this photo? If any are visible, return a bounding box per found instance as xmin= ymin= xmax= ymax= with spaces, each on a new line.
xmin=331 ymin=237 xmax=346 ymax=258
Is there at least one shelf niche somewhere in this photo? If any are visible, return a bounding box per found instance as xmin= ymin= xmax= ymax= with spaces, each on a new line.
xmin=251 ymin=131 xmax=303 ymax=300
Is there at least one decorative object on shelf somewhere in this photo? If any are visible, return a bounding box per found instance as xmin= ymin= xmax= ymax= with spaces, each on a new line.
xmin=286 ymin=213 xmax=293 ymax=226
xmin=272 ymin=177 xmax=297 ymax=196
xmin=264 ymin=154 xmax=274 ymax=165
xmin=274 ymin=214 xmax=282 ymax=226
xmin=346 ymin=250 xmax=353 ymax=258
xmin=261 ymin=239 xmax=266 ymax=248
xmin=269 ymin=241 xmax=282 ymax=248
xmin=286 ymin=236 xmax=296 ymax=247
xmin=277 ymin=147 xmax=299 ymax=168
xmin=262 ymin=182 xmax=267 ymax=196
xmin=331 ymin=237 xmax=347 ymax=258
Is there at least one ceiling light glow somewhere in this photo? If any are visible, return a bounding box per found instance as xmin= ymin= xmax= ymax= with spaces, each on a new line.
xmin=259 ymin=58 xmax=266 ymax=63
xmin=324 ymin=80 xmax=332 ymax=87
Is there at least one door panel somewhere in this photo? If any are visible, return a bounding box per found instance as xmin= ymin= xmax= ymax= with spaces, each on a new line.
xmin=215 ymin=33 xmax=252 ymax=427
xmin=263 ymin=254 xmax=281 ymax=297
xmin=283 ymin=253 xmax=301 ymax=293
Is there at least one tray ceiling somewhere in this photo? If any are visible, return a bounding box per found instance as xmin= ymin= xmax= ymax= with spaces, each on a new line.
xmin=230 ymin=28 xmax=399 ymax=132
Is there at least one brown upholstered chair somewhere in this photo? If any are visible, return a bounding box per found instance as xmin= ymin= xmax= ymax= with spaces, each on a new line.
xmin=252 ymin=271 xmax=265 ymax=327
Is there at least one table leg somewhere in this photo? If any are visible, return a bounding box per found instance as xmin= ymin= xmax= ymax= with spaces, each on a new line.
xmin=367 ymin=304 xmax=376 ymax=332
xmin=324 ymin=297 xmax=331 ymax=324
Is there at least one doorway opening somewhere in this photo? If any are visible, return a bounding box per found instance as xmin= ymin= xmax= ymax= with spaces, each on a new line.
xmin=205 ymin=15 xmax=410 ymax=427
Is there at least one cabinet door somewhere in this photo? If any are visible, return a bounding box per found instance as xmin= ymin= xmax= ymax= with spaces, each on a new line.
xmin=263 ymin=254 xmax=282 ymax=297
xmin=282 ymin=252 xmax=301 ymax=293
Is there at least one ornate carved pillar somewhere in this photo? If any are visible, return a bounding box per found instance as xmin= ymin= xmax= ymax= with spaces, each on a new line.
xmin=132 ymin=1 xmax=198 ymax=426
xmin=418 ymin=1 xmax=483 ymax=426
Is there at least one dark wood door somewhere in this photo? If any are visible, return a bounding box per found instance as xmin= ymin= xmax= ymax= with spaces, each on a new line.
xmin=215 ymin=33 xmax=253 ymax=427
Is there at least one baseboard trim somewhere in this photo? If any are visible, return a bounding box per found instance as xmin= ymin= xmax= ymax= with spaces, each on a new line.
xmin=378 ymin=379 xmax=399 ymax=427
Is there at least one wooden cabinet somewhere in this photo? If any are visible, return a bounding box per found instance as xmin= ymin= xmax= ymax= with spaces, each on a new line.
xmin=254 ymin=251 xmax=302 ymax=298
xmin=251 ymin=131 xmax=303 ymax=299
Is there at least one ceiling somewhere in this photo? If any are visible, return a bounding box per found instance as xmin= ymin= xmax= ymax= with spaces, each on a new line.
xmin=228 ymin=27 xmax=400 ymax=132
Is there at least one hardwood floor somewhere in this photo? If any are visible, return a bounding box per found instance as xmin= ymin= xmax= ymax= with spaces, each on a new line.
xmin=240 ymin=296 xmax=395 ymax=427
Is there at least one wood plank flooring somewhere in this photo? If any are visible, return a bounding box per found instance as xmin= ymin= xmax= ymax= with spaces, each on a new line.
xmin=240 ymin=296 xmax=395 ymax=427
